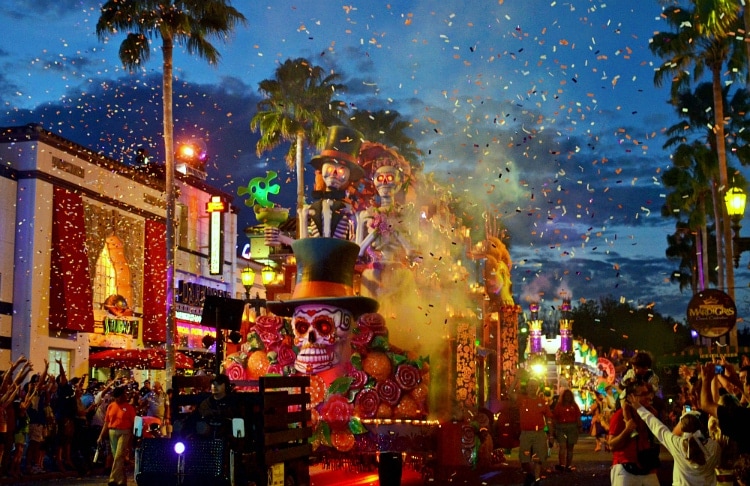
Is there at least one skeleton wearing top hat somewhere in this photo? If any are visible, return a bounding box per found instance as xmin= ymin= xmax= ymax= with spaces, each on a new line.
xmin=264 ymin=125 xmax=365 ymax=246
xmin=301 ymin=125 xmax=365 ymax=239
xmin=267 ymin=238 xmax=378 ymax=380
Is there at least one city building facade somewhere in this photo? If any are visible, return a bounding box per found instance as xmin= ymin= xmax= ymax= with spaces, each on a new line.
xmin=0 ymin=123 xmax=251 ymax=378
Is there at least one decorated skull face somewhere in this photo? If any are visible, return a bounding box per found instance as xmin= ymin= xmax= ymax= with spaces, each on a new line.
xmin=292 ymin=303 xmax=353 ymax=374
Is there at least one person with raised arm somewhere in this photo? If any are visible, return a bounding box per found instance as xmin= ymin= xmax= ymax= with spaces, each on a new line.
xmin=627 ymin=391 xmax=719 ymax=485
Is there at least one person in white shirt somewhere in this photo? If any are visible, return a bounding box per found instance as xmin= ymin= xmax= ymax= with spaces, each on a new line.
xmin=626 ymin=393 xmax=719 ymax=485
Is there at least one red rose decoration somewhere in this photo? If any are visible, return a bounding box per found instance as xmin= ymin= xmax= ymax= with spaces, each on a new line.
xmin=354 ymin=388 xmax=380 ymax=418
xmin=256 ymin=329 xmax=283 ymax=348
xmin=266 ymin=363 xmax=284 ymax=375
xmin=375 ymin=378 xmax=402 ymax=406
xmin=357 ymin=313 xmax=388 ymax=338
xmin=394 ymin=364 xmax=421 ymax=391
xmin=348 ymin=368 xmax=369 ymax=390
xmin=275 ymin=344 xmax=297 ymax=367
xmin=351 ymin=327 xmax=374 ymax=350
xmin=319 ymin=394 xmax=354 ymax=431
xmin=255 ymin=315 xmax=285 ymax=332
xmin=224 ymin=360 xmax=247 ymax=381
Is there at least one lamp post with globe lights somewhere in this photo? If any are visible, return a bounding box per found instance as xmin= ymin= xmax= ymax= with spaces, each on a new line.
xmin=241 ymin=265 xmax=273 ymax=316
xmin=723 ymin=185 xmax=749 ymax=349
xmin=726 ymin=186 xmax=750 ymax=268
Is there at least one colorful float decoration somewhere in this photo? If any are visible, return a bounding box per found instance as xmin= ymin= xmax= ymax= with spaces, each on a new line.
xmin=229 ymin=128 xmax=522 ymax=479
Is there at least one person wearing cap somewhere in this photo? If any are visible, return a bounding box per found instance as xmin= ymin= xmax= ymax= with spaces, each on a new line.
xmin=626 ymin=392 xmax=719 ymax=485
xmin=183 ymin=374 xmax=242 ymax=439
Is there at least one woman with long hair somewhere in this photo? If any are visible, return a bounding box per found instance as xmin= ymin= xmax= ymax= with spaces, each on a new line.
xmin=551 ymin=388 xmax=583 ymax=471
xmin=626 ymin=393 xmax=720 ymax=485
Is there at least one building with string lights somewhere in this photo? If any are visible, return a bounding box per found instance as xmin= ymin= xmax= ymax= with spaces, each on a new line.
xmin=0 ymin=124 xmax=257 ymax=378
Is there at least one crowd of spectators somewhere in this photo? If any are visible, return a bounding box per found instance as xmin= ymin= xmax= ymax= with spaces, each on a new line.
xmin=600 ymin=352 xmax=750 ymax=485
xmin=0 ymin=355 xmax=171 ymax=481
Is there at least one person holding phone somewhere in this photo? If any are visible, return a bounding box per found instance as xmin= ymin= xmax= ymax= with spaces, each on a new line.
xmin=712 ymin=360 xmax=746 ymax=406
xmin=700 ymin=363 xmax=750 ymax=454
xmin=626 ymin=392 xmax=719 ymax=485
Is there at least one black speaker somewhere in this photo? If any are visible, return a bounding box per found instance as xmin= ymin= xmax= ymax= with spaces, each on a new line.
xmin=136 ymin=439 xmax=179 ymax=485
xmin=136 ymin=438 xmax=229 ymax=486
xmin=201 ymin=295 xmax=245 ymax=331
xmin=185 ymin=439 xmax=225 ymax=476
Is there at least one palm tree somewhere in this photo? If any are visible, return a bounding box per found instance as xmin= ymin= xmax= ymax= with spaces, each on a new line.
xmin=96 ymin=0 xmax=246 ymax=378
xmin=250 ymin=58 xmax=348 ymax=220
xmin=348 ymin=109 xmax=421 ymax=169
xmin=650 ymin=4 xmax=745 ymax=321
xmin=661 ymin=140 xmax=717 ymax=291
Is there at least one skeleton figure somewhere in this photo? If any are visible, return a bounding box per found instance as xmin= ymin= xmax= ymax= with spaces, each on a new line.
xmin=302 ymin=159 xmax=356 ymax=239
xmin=292 ymin=303 xmax=353 ymax=374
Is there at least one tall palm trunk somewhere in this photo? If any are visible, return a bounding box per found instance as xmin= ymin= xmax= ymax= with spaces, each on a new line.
xmin=712 ymin=63 xmax=737 ymax=347
xmin=711 ymin=181 xmax=724 ymax=291
xmin=295 ymin=131 xmax=305 ymax=238
xmin=163 ymin=34 xmax=176 ymax=379
xmin=698 ymin=196 xmax=708 ymax=291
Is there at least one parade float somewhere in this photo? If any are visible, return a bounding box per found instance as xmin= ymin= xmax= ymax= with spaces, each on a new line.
xmin=233 ymin=127 xmax=522 ymax=483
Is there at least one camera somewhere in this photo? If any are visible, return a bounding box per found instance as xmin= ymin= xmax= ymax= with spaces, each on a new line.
xmin=715 ymin=364 xmax=724 ymax=375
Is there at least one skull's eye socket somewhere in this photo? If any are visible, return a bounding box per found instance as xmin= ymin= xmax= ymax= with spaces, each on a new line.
xmin=312 ymin=316 xmax=335 ymax=336
xmin=294 ymin=319 xmax=310 ymax=335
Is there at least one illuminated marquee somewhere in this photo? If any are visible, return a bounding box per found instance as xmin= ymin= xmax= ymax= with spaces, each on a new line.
xmin=102 ymin=316 xmax=138 ymax=337
xmin=206 ymin=196 xmax=227 ymax=275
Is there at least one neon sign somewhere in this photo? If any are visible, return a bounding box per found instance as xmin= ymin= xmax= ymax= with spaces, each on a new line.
xmin=206 ymin=196 xmax=226 ymax=275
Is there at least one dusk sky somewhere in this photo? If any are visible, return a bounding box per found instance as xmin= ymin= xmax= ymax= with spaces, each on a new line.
xmin=3 ymin=0 xmax=749 ymax=330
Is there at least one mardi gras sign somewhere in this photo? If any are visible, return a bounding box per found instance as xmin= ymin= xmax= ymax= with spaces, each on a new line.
xmin=687 ymin=289 xmax=736 ymax=338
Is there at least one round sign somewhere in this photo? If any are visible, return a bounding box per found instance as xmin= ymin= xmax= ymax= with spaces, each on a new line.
xmin=687 ymin=289 xmax=737 ymax=338
xmin=597 ymin=357 xmax=616 ymax=385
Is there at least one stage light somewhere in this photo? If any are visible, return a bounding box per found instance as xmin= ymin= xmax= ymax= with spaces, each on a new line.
xmin=174 ymin=442 xmax=186 ymax=455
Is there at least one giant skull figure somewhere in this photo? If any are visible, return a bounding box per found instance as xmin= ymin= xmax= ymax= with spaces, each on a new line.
xmin=267 ymin=238 xmax=378 ymax=383
xmin=292 ymin=304 xmax=353 ymax=374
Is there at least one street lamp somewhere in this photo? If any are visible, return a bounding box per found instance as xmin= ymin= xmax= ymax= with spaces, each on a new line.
xmin=241 ymin=265 xmax=271 ymax=315
xmin=261 ymin=265 xmax=276 ymax=285
xmin=241 ymin=266 xmax=255 ymax=300
xmin=725 ymin=186 xmax=750 ymax=268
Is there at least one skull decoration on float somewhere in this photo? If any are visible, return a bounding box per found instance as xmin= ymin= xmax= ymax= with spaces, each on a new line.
xmin=266 ymin=238 xmax=378 ymax=384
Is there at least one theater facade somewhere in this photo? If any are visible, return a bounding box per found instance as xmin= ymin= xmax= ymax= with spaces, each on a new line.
xmin=0 ymin=124 xmax=254 ymax=376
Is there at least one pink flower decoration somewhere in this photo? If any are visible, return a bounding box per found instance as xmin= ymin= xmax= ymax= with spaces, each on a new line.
xmin=358 ymin=313 xmax=388 ymax=336
xmin=255 ymin=315 xmax=285 ymax=332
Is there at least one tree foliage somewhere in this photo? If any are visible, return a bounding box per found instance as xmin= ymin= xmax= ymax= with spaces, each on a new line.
xmin=568 ymin=296 xmax=694 ymax=359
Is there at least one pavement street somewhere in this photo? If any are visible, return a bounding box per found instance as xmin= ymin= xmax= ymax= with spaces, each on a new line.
xmin=3 ymin=436 xmax=676 ymax=486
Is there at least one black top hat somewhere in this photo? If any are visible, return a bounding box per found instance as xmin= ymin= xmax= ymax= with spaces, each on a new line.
xmin=267 ymin=238 xmax=378 ymax=317
xmin=309 ymin=126 xmax=365 ymax=182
